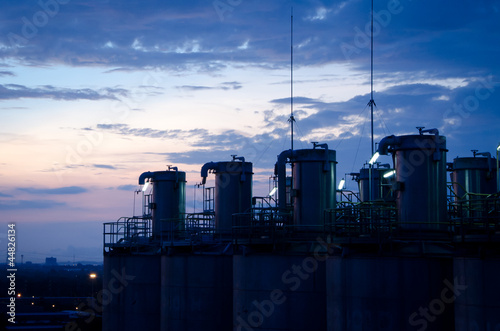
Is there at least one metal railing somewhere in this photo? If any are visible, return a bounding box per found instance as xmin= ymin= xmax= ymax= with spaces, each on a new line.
xmin=104 ymin=194 xmax=500 ymax=249
xmin=232 ymin=207 xmax=291 ymax=243
xmin=103 ymin=216 xmax=152 ymax=250
xmin=325 ymin=202 xmax=397 ymax=238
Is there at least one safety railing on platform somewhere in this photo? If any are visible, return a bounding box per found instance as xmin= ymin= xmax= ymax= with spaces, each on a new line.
xmin=325 ymin=202 xmax=397 ymax=238
xmin=183 ymin=212 xmax=216 ymax=242
xmin=103 ymin=216 xmax=152 ymax=250
xmin=104 ymin=195 xmax=500 ymax=249
xmin=232 ymin=207 xmax=291 ymax=243
xmin=449 ymin=193 xmax=500 ymax=240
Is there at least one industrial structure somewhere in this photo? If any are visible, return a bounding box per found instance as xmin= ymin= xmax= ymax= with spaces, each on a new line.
xmin=103 ymin=129 xmax=500 ymax=330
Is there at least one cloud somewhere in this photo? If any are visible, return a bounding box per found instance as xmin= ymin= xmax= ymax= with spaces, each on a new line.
xmin=176 ymin=81 xmax=242 ymax=91
xmin=0 ymin=84 xmax=128 ymax=101
xmin=0 ymin=0 xmax=496 ymax=81
xmin=93 ymin=164 xmax=117 ymax=170
xmin=177 ymin=85 xmax=213 ymax=91
xmin=0 ymin=192 xmax=13 ymax=197
xmin=0 ymin=71 xmax=14 ymax=77
xmin=19 ymin=186 xmax=88 ymax=195
xmin=0 ymin=200 xmax=66 ymax=210
xmin=95 ymin=123 xmax=210 ymax=141
xmin=116 ymin=185 xmax=138 ymax=191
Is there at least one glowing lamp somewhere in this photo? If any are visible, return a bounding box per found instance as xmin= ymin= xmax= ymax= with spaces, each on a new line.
xmin=338 ymin=179 xmax=345 ymax=190
xmin=369 ymin=152 xmax=380 ymax=165
xmin=383 ymin=170 xmax=396 ymax=178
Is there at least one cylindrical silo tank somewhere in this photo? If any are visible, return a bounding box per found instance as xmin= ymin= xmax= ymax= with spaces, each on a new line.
xmin=292 ymin=148 xmax=336 ymax=229
xmin=378 ymin=129 xmax=448 ymax=230
xmin=234 ymin=252 xmax=327 ymax=331
xmin=327 ymin=253 xmax=454 ymax=331
xmin=103 ymin=253 xmax=161 ymax=331
xmin=450 ymin=155 xmax=497 ymax=201
xmin=453 ymin=257 xmax=500 ymax=330
xmin=357 ymin=166 xmax=395 ymax=202
xmin=201 ymin=159 xmax=253 ymax=234
xmin=139 ymin=169 xmax=186 ymax=238
xmin=160 ymin=253 xmax=233 ymax=331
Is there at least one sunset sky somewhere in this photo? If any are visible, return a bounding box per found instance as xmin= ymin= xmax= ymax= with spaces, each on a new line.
xmin=0 ymin=0 xmax=499 ymax=263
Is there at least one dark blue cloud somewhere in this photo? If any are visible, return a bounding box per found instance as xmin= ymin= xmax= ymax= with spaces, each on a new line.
xmin=19 ymin=186 xmax=88 ymax=195
xmin=0 ymin=0 xmax=495 ymax=80
xmin=0 ymin=71 xmax=15 ymax=76
xmin=0 ymin=199 xmax=66 ymax=210
xmin=93 ymin=164 xmax=117 ymax=170
xmin=176 ymin=81 xmax=242 ymax=91
xmin=0 ymin=84 xmax=127 ymax=100
xmin=116 ymin=185 xmax=138 ymax=191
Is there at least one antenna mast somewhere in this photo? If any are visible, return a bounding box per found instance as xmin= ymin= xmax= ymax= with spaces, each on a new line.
xmin=289 ymin=7 xmax=295 ymax=152
xmin=368 ymin=0 xmax=376 ymax=155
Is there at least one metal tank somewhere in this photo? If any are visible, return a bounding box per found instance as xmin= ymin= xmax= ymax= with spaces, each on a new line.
xmin=139 ymin=168 xmax=186 ymax=238
xmin=450 ymin=152 xmax=497 ymax=200
xmin=454 ymin=257 xmax=500 ymax=330
xmin=276 ymin=144 xmax=336 ymax=230
xmin=378 ymin=128 xmax=448 ymax=230
xmin=356 ymin=164 xmax=394 ymax=202
xmin=103 ymin=254 xmax=161 ymax=331
xmin=160 ymin=253 xmax=233 ymax=331
xmin=201 ymin=156 xmax=253 ymax=234
xmin=234 ymin=252 xmax=327 ymax=331
xmin=327 ymin=253 xmax=454 ymax=331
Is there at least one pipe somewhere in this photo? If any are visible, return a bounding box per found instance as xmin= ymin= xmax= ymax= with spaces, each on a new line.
xmin=313 ymin=142 xmax=330 ymax=171
xmin=232 ymin=155 xmax=246 ymax=182
xmin=275 ymin=149 xmax=294 ymax=210
xmin=200 ymin=162 xmax=218 ymax=185
xmin=420 ymin=128 xmax=441 ymax=161
xmin=475 ymin=152 xmax=493 ymax=175
xmin=138 ymin=171 xmax=154 ymax=185
xmin=377 ymin=135 xmax=399 ymax=155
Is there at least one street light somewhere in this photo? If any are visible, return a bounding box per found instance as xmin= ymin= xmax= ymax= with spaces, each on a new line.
xmin=497 ymin=143 xmax=500 ymax=192
xmin=338 ymin=179 xmax=345 ymax=190
xmin=89 ymin=273 xmax=97 ymax=298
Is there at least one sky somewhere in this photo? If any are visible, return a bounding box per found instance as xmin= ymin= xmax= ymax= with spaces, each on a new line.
xmin=0 ymin=0 xmax=499 ymax=263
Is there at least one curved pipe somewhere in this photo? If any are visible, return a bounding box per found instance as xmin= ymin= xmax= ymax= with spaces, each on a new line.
xmin=275 ymin=150 xmax=294 ymax=210
xmin=475 ymin=152 xmax=493 ymax=174
xmin=200 ymin=162 xmax=219 ymax=185
xmin=421 ymin=128 xmax=441 ymax=161
xmin=313 ymin=142 xmax=330 ymax=171
xmin=233 ymin=156 xmax=246 ymax=182
xmin=377 ymin=135 xmax=399 ymax=155
xmin=138 ymin=171 xmax=154 ymax=185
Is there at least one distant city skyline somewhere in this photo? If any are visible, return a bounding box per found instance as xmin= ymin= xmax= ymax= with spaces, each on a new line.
xmin=0 ymin=0 xmax=499 ymax=262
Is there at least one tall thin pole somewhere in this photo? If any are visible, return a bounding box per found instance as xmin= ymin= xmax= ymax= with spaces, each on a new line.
xmin=290 ymin=7 xmax=295 ymax=152
xmin=368 ymin=0 xmax=376 ymax=203
xmin=369 ymin=0 xmax=375 ymax=156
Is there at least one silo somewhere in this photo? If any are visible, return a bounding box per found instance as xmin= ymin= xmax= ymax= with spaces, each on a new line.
xmin=233 ymin=252 xmax=327 ymax=331
xmin=276 ymin=146 xmax=336 ymax=229
xmin=378 ymin=129 xmax=448 ymax=230
xmin=103 ymin=253 xmax=161 ymax=331
xmin=201 ymin=157 xmax=253 ymax=234
xmin=357 ymin=166 xmax=395 ymax=202
xmin=453 ymin=257 xmax=500 ymax=330
xmin=327 ymin=253 xmax=454 ymax=331
xmin=160 ymin=253 xmax=233 ymax=331
xmin=450 ymin=154 xmax=497 ymax=200
xmin=139 ymin=169 xmax=186 ymax=238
